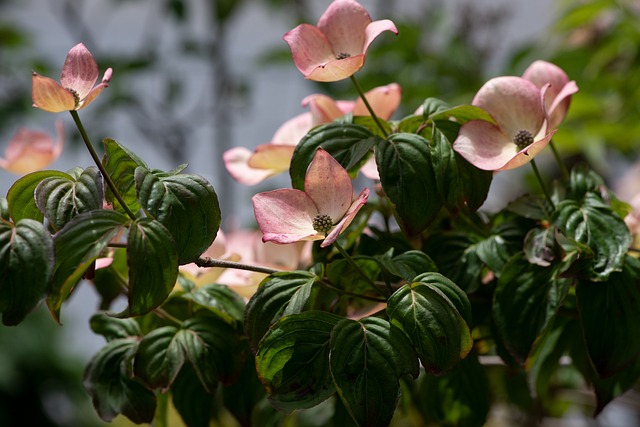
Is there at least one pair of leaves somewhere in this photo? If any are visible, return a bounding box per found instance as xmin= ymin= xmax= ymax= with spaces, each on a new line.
xmin=255 ymin=312 xmax=419 ymax=427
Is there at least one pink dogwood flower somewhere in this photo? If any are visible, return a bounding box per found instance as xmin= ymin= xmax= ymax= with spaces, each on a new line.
xmin=453 ymin=76 xmax=556 ymax=171
xmin=522 ymin=60 xmax=579 ymax=129
xmin=252 ymin=148 xmax=369 ymax=247
xmin=284 ymin=0 xmax=398 ymax=82
xmin=32 ymin=43 xmax=112 ymax=113
xmin=0 ymin=121 xmax=64 ymax=174
xmin=224 ymin=83 xmax=400 ymax=184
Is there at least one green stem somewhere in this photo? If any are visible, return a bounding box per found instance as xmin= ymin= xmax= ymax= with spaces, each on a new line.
xmin=333 ymin=240 xmax=388 ymax=297
xmin=530 ymin=158 xmax=556 ymax=212
xmin=549 ymin=139 xmax=569 ymax=180
xmin=69 ymin=110 xmax=137 ymax=220
xmin=153 ymin=308 xmax=183 ymax=326
xmin=154 ymin=391 xmax=169 ymax=427
xmin=349 ymin=74 xmax=388 ymax=137
xmin=195 ymin=257 xmax=282 ymax=275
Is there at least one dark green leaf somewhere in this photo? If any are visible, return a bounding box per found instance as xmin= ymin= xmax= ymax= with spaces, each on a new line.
xmin=493 ymin=254 xmax=570 ymax=363
xmin=135 ymin=168 xmax=221 ymax=264
xmin=524 ymin=226 xmax=557 ymax=267
xmin=181 ymin=283 xmax=245 ymax=326
xmin=420 ymin=97 xmax=450 ymax=117
xmin=431 ymin=129 xmax=492 ymax=214
xmin=122 ymin=218 xmax=178 ymax=317
xmin=412 ymin=272 xmax=472 ymax=326
xmin=0 ymin=197 xmax=8 ymax=220
xmin=256 ymin=311 xmax=342 ymax=412
xmin=429 ymin=104 xmax=496 ymax=125
xmin=48 ymin=210 xmax=129 ymax=322
xmin=89 ymin=312 xmax=142 ymax=341
xmin=244 ymin=271 xmax=317 ymax=352
xmin=102 ymin=138 xmax=147 ymax=214
xmin=553 ymin=194 xmax=632 ymax=281
xmin=330 ymin=317 xmax=419 ymax=427
xmin=171 ymin=364 xmax=215 ymax=427
xmin=377 ymin=250 xmax=438 ymax=282
xmin=418 ymin=351 xmax=490 ymax=427
xmin=0 ymin=219 xmax=54 ymax=325
xmin=567 ymin=162 xmax=606 ymax=200
xmin=576 ymin=256 xmax=640 ymax=378
xmin=35 ymin=166 xmax=104 ymax=231
xmin=290 ymin=122 xmax=377 ymax=190
xmin=6 ymin=170 xmax=71 ymax=222
xmin=83 ymin=338 xmax=156 ymax=423
xmin=387 ymin=281 xmax=472 ymax=374
xmin=376 ymin=133 xmax=441 ymax=236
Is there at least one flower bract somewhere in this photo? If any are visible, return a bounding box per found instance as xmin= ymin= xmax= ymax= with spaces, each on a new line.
xmin=453 ymin=76 xmax=556 ymax=171
xmin=283 ymin=0 xmax=397 ymax=82
xmin=32 ymin=43 xmax=112 ymax=113
xmin=252 ymin=148 xmax=369 ymax=247
xmin=0 ymin=121 xmax=64 ymax=174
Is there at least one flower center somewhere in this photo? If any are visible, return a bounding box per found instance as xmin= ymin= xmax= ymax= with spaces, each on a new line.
xmin=514 ymin=130 xmax=534 ymax=150
xmin=312 ymin=214 xmax=333 ymax=234
xmin=66 ymin=88 xmax=81 ymax=109
xmin=336 ymin=52 xmax=351 ymax=60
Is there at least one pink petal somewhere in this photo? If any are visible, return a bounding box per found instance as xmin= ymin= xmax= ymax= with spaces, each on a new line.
xmin=78 ymin=68 xmax=112 ymax=110
xmin=60 ymin=43 xmax=99 ymax=100
xmin=321 ymin=187 xmax=369 ymax=247
xmin=32 ymin=72 xmax=77 ymax=112
xmin=317 ymin=0 xmax=371 ymax=57
xmin=0 ymin=121 xmax=64 ymax=174
xmin=284 ymin=24 xmax=337 ymax=79
xmin=223 ymin=147 xmax=277 ymax=185
xmin=351 ymin=82 xmax=402 ymax=119
xmin=546 ymin=80 xmax=579 ymax=129
xmin=271 ymin=112 xmax=313 ymax=145
xmin=303 ymin=94 xmax=345 ymax=125
xmin=472 ymin=76 xmax=545 ymax=139
xmin=248 ymin=144 xmax=295 ymax=170
xmin=498 ymin=130 xmax=557 ymax=171
xmin=304 ymin=148 xmax=353 ymax=222
xmin=252 ymin=189 xmax=322 ymax=244
xmin=359 ymin=156 xmax=379 ymax=180
xmin=363 ymin=19 xmax=398 ymax=54
xmin=304 ymin=55 xmax=366 ymax=82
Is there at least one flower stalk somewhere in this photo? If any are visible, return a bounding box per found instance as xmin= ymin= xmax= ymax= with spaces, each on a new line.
xmin=350 ymin=74 xmax=389 ymax=137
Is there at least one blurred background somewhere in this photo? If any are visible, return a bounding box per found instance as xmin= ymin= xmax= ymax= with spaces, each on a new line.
xmin=0 ymin=0 xmax=639 ymax=425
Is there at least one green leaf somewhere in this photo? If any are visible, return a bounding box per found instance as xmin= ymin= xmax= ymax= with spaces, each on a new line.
xmin=244 ymin=271 xmax=317 ymax=352
xmin=412 ymin=272 xmax=472 ymax=327
xmin=102 ymin=138 xmax=148 ymax=214
xmin=35 ymin=166 xmax=104 ymax=231
xmin=567 ymin=162 xmax=605 ymax=200
xmin=493 ymin=254 xmax=571 ymax=363
xmin=135 ymin=167 xmax=221 ymax=264
xmin=387 ymin=281 xmax=472 ymax=374
xmin=430 ymin=129 xmax=492 ymax=214
xmin=417 ymin=351 xmax=491 ymax=427
xmin=376 ymin=133 xmax=441 ymax=236
xmin=377 ymin=250 xmax=438 ymax=282
xmin=89 ymin=312 xmax=142 ymax=341
xmin=48 ymin=210 xmax=130 ymax=322
xmin=83 ymin=338 xmax=156 ymax=423
xmin=255 ymin=311 xmax=342 ymax=412
xmin=326 ymin=257 xmax=380 ymax=295
xmin=524 ymin=226 xmax=558 ymax=267
xmin=429 ymin=104 xmax=496 ymax=125
xmin=0 ymin=219 xmax=54 ymax=325
xmin=290 ymin=122 xmax=377 ymax=190
xmin=0 ymin=197 xmax=8 ymax=220
xmin=6 ymin=170 xmax=71 ymax=222
xmin=181 ymin=283 xmax=245 ymax=326
xmin=330 ymin=317 xmax=419 ymax=427
xmin=576 ymin=256 xmax=640 ymax=378
xmin=171 ymin=363 xmax=215 ymax=427
xmin=553 ymin=194 xmax=632 ymax=281
xmin=122 ymin=218 xmax=178 ymax=317
xmin=419 ymin=97 xmax=450 ymax=117
xmin=133 ymin=326 xmax=183 ymax=391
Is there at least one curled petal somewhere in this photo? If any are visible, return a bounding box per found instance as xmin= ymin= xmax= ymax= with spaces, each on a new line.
xmin=303 ymin=94 xmax=346 ymax=124
xmin=546 ymin=80 xmax=579 ymax=129
xmin=473 ymin=76 xmax=545 ymax=138
xmin=32 ymin=73 xmax=77 ymax=112
xmin=363 ymin=19 xmax=398 ymax=54
xmin=305 ymin=148 xmax=353 ymax=221
xmin=284 ymin=24 xmax=337 ymax=79
xmin=523 ymin=60 xmax=578 ymax=128
xmin=78 ymin=68 xmax=112 ymax=110
xmin=60 ymin=43 xmax=99 ymax=99
xmin=252 ymin=189 xmax=321 ymax=244
xmin=317 ymin=0 xmax=372 ymax=55
xmin=223 ymin=147 xmax=276 ymax=185
xmin=304 ymin=55 xmax=366 ymax=82
xmin=322 ymin=187 xmax=369 ymax=247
